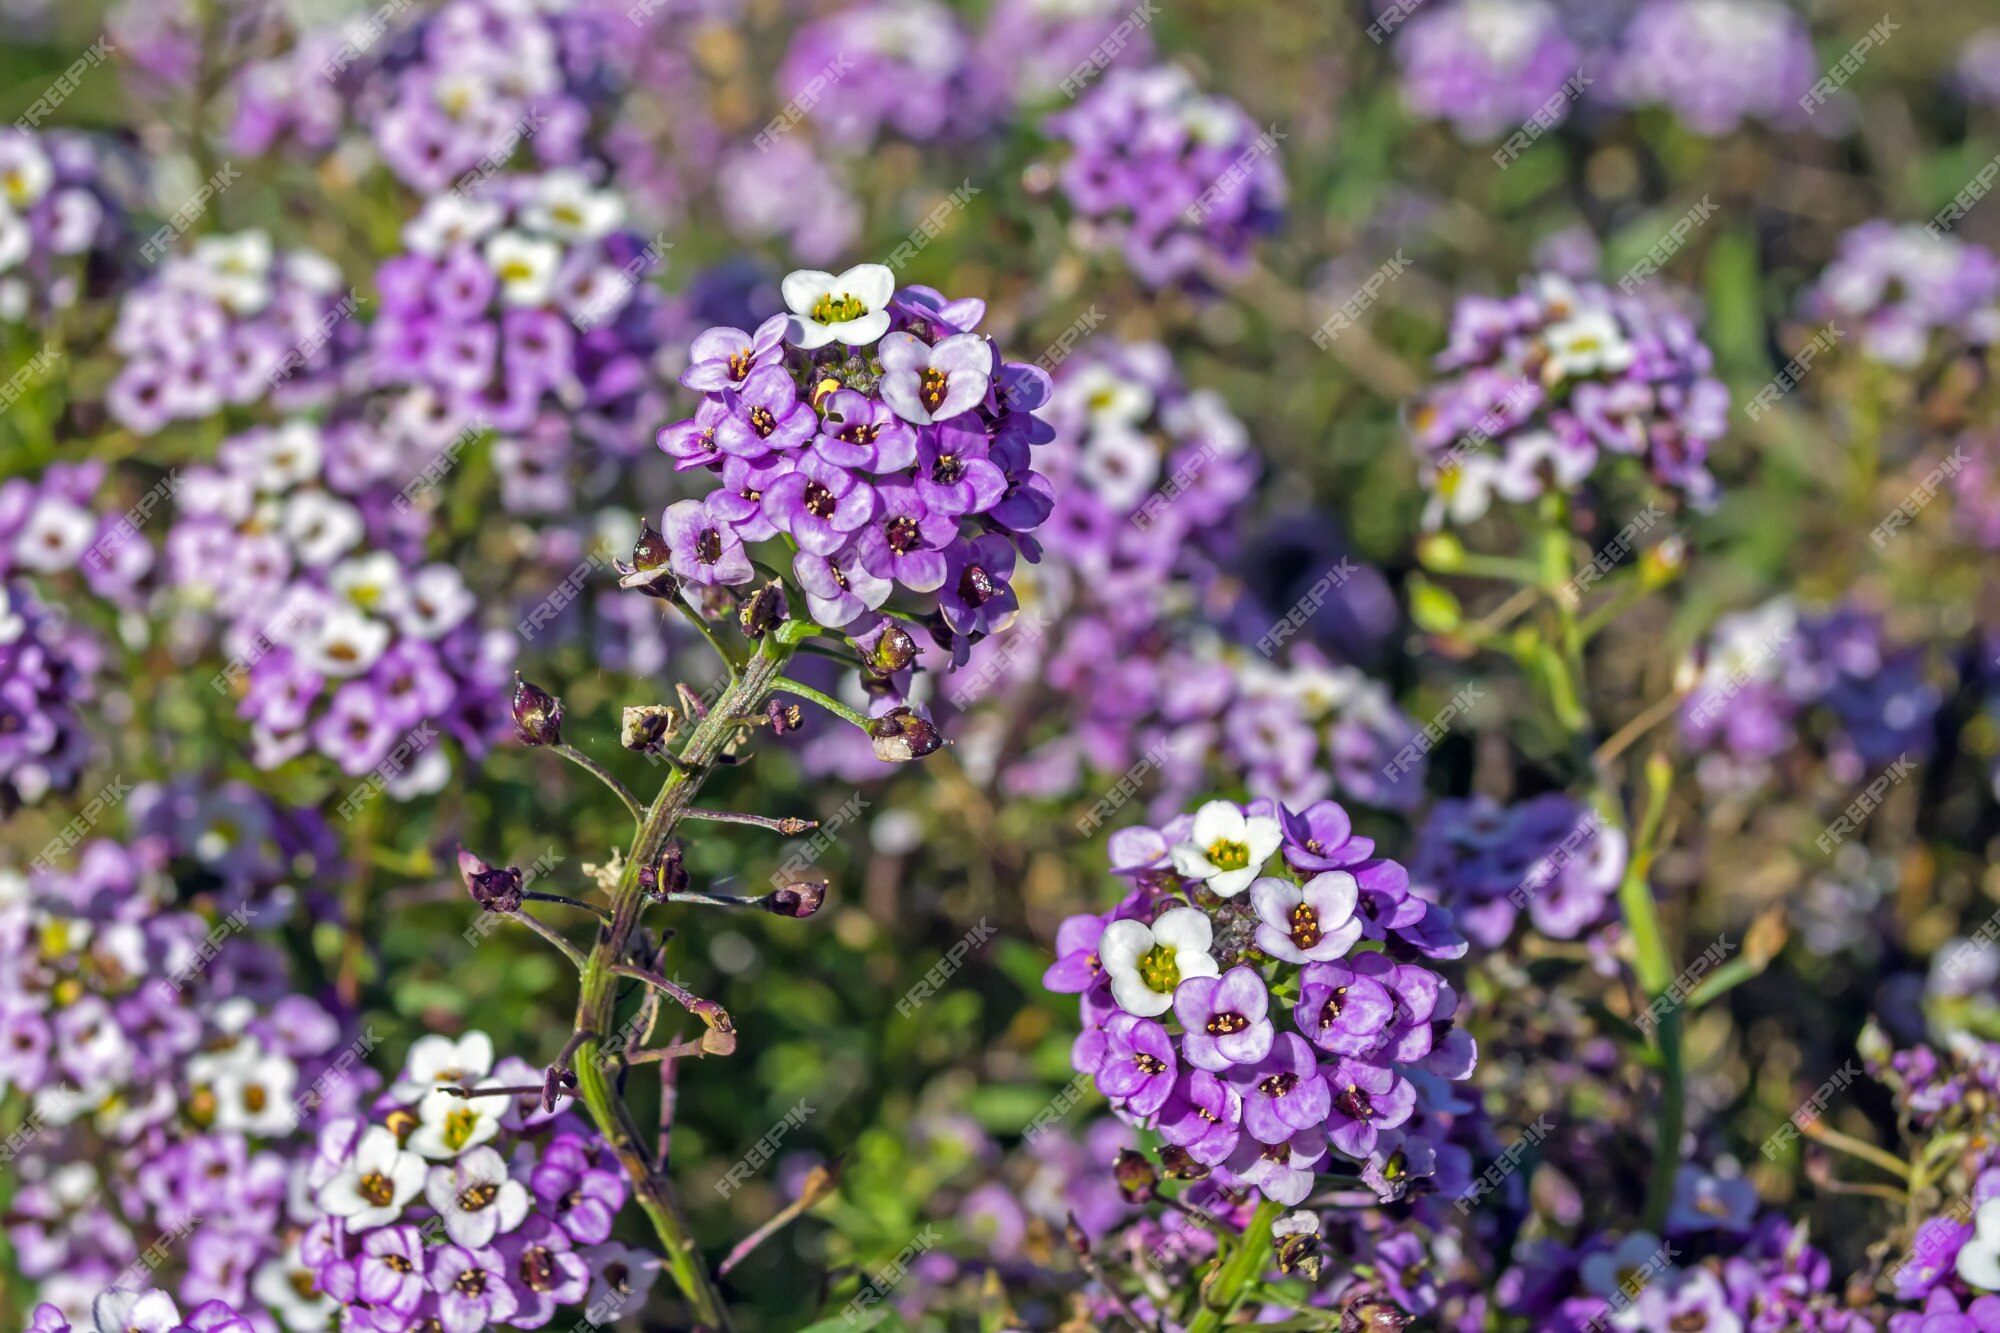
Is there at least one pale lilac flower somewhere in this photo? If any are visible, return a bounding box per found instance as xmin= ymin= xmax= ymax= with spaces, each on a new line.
xmin=877 ymin=331 xmax=992 ymax=424
xmin=1250 ymin=872 xmax=1363 ymax=964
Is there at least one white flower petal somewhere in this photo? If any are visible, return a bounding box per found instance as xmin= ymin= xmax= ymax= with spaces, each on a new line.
xmin=1110 ymin=972 xmax=1173 ymax=1017
xmin=834 ymin=309 xmax=891 ymax=345
xmin=1150 ymin=908 xmax=1212 ymax=954
xmin=1187 ymin=800 xmax=1246 ymax=848
xmin=785 ymin=315 xmax=839 ymax=349
xmin=838 ymin=263 xmax=896 ymax=308
xmin=781 ymin=269 xmax=836 ymax=315
xmin=1963 ymin=1238 xmax=2000 ymax=1292
xmin=1208 ymin=866 xmax=1261 ymax=898
xmin=1243 ymin=816 xmax=1284 ymax=864
xmin=1097 ymin=918 xmax=1152 ymax=970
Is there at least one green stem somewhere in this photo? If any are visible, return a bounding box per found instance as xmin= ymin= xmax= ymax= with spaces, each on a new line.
xmin=553 ymin=743 xmax=645 ymax=826
xmin=773 ymin=676 xmax=873 ymax=731
xmin=1188 ymin=1198 xmax=1281 ymax=1333
xmin=1534 ymin=497 xmax=1685 ymax=1236
xmin=569 ymin=632 xmax=801 ymax=1330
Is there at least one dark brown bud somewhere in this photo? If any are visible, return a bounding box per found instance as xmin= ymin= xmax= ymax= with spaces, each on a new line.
xmin=1157 ymin=1143 xmax=1210 ymax=1180
xmin=739 ymin=581 xmax=788 ymax=639
xmin=1341 ymin=1296 xmax=1412 ymax=1333
xmin=1274 ymin=1228 xmax=1321 ymax=1281
xmin=767 ymin=698 xmax=804 ymax=735
xmin=764 ymin=880 xmax=826 ymax=918
xmin=1112 ymin=1148 xmax=1156 ymax=1204
xmin=868 ymin=706 xmax=942 ymax=763
xmin=621 ymin=704 xmax=679 ymax=752
xmin=458 ymin=848 xmax=525 ymax=913
xmin=615 ymin=519 xmax=681 ymax=600
xmin=643 ymin=843 xmax=690 ymax=901
xmin=511 ymin=675 xmax=563 ymax=746
xmin=860 ymin=624 xmax=919 ymax=675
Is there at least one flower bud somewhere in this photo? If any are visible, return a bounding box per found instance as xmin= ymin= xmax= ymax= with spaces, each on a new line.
xmin=764 ymin=880 xmax=826 ymax=918
xmin=621 ymin=705 xmax=679 ymax=752
xmin=1272 ymin=1210 xmax=1322 ymax=1280
xmin=512 ymin=675 xmax=563 ymax=746
xmin=1341 ymin=1296 xmax=1411 ymax=1333
xmin=1112 ymin=1148 xmax=1156 ymax=1203
xmin=642 ymin=844 xmax=690 ymax=902
xmin=868 ymin=706 xmax=942 ymax=763
xmin=616 ymin=519 xmax=682 ymax=600
xmin=850 ymin=617 xmax=918 ymax=676
xmin=459 ymin=848 xmax=525 ymax=913
xmin=739 ymin=581 xmax=788 ymax=639
xmin=767 ymin=698 xmax=804 ymax=735
xmin=1157 ymin=1143 xmax=1210 ymax=1180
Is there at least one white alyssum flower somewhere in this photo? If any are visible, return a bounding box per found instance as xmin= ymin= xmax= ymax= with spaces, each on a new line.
xmin=1065 ymin=362 xmax=1154 ymax=429
xmin=0 ymin=207 xmax=29 ymax=274
xmin=1170 ymin=800 xmax=1283 ymax=898
xmin=404 ymin=194 xmax=504 ymax=257
xmin=522 ymin=169 xmax=626 ymax=242
xmin=189 ymin=230 xmax=275 ymax=315
xmin=11 ymin=497 xmax=96 ymax=573
xmin=299 ymin=604 xmax=390 ymax=678
xmin=330 ymin=551 xmax=409 ymax=619
xmin=1542 ymin=307 xmax=1635 ymax=382
xmin=1959 ymin=1198 xmax=2000 ymax=1290
xmin=407 ymin=1083 xmax=504 ymax=1159
xmin=253 ymin=1241 xmax=339 ymax=1333
xmin=391 ymin=1030 xmax=496 ymax=1101
xmin=317 ymin=1124 xmax=427 ymax=1230
xmin=282 ymin=490 xmax=365 ymax=566
xmin=92 ymin=1289 xmax=181 ymax=1333
xmin=425 ymin=1143 xmax=529 ymax=1245
xmin=483 ymin=230 xmax=563 ymax=307
xmin=1098 ymin=908 xmax=1219 ymax=1017
xmin=394 ymin=564 xmax=476 ymax=639
xmin=251 ymin=420 xmax=324 ymax=492
xmin=0 ymin=135 xmax=54 ymax=211
xmin=781 ymin=264 xmax=895 ymax=349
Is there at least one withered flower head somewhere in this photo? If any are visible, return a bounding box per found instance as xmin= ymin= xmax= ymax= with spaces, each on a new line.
xmin=868 ymin=706 xmax=942 ymax=763
xmin=458 ymin=848 xmax=525 ymax=913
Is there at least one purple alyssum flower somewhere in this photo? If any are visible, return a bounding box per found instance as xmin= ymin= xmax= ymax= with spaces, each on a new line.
xmin=1173 ymin=966 xmax=1275 ymax=1072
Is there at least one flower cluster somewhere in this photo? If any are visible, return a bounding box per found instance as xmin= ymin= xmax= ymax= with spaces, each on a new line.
xmin=1679 ymin=598 xmax=1940 ymax=791
xmin=298 ymin=1030 xmax=659 ymax=1333
xmin=1049 ymin=796 xmax=1476 ymax=1208
xmin=1500 ymin=1204 xmax=1863 ymax=1333
xmin=355 ymin=0 xmax=606 ymax=198
xmin=373 ymin=175 xmax=673 ymax=471
xmin=1411 ymin=793 xmax=1627 ymax=947
xmin=1802 ymin=222 xmax=2000 ymax=369
xmin=1611 ymin=0 xmax=1817 ymax=135
xmin=0 ymin=460 xmax=149 ymax=808
xmin=975 ymin=0 xmax=1157 ymax=106
xmin=1393 ymin=0 xmax=1582 ymax=142
xmin=165 ymin=419 xmax=512 ymax=783
xmin=108 ymin=231 xmax=363 ymax=435
xmin=0 ymin=582 xmax=97 ymax=811
xmin=655 ymin=262 xmax=1055 ymax=640
xmin=775 ymin=0 xmax=994 ymax=151
xmin=1408 ymin=272 xmax=1728 ymax=527
xmin=0 ymin=826 xmax=362 ymax=1328
xmin=1046 ymin=65 xmax=1286 ymax=289
xmin=0 ymin=129 xmax=127 ymax=323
